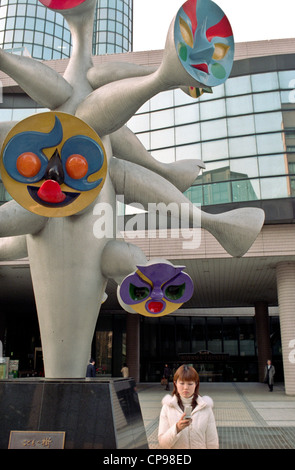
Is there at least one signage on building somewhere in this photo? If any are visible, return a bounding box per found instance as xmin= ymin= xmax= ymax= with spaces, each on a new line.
xmin=178 ymin=350 xmax=230 ymax=362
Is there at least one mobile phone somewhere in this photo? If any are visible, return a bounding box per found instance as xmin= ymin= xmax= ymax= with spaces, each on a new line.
xmin=184 ymin=405 xmax=192 ymax=419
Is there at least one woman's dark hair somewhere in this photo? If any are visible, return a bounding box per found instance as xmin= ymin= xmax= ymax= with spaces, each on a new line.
xmin=172 ymin=365 xmax=200 ymax=410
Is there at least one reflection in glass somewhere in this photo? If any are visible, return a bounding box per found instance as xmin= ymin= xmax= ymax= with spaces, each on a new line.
xmin=251 ymin=72 xmax=278 ymax=92
xmin=175 ymin=143 xmax=201 ymax=161
xmin=200 ymin=99 xmax=226 ymax=120
xmin=176 ymin=317 xmax=190 ymax=354
xmin=260 ymin=176 xmax=288 ymax=199
xmin=150 ymin=127 xmax=174 ymax=150
xmin=232 ymin=178 xmax=259 ymax=202
xmin=175 ymin=123 xmax=200 ymax=145
xmin=225 ymin=75 xmax=251 ymax=96
xmin=227 ymin=115 xmax=255 ymax=136
xmin=202 ymin=139 xmax=228 ymax=161
xmin=226 ymin=95 xmax=253 ymax=115
xmin=253 ymin=91 xmax=281 ymax=112
xmin=230 ymin=157 xmax=259 ymax=179
xmin=239 ymin=318 xmax=255 ymax=356
xmin=223 ymin=317 xmax=238 ymax=355
xmin=255 ymin=112 xmax=283 ymax=133
xmin=150 ymin=108 xmax=174 ymax=130
xmin=152 ymin=148 xmax=175 ymax=164
xmin=192 ymin=317 xmax=206 ymax=352
xmin=256 ymin=133 xmax=284 ymax=154
xmin=258 ymin=154 xmax=286 ymax=176
xmin=207 ymin=317 xmax=222 ymax=353
xmin=229 ymin=135 xmax=257 ymax=157
xmin=175 ymin=104 xmax=199 ymax=125
xmin=201 ymin=118 xmax=227 ymax=141
xmin=203 ymin=181 xmax=232 ymax=205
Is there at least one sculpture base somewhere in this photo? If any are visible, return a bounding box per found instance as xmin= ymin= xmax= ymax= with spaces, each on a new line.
xmin=0 ymin=377 xmax=148 ymax=449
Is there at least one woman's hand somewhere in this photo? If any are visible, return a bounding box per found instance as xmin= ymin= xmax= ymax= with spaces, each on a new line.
xmin=176 ymin=413 xmax=191 ymax=433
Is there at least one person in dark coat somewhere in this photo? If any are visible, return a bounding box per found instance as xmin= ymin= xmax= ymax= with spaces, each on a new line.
xmin=264 ymin=359 xmax=275 ymax=391
xmin=86 ymin=358 xmax=96 ymax=377
xmin=163 ymin=364 xmax=171 ymax=391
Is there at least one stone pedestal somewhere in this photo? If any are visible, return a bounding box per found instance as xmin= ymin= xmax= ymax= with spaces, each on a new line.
xmin=0 ymin=377 xmax=148 ymax=449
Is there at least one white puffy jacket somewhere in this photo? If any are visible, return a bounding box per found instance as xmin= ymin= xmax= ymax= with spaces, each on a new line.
xmin=158 ymin=394 xmax=219 ymax=449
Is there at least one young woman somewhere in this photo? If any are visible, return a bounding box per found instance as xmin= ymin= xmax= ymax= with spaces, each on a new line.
xmin=158 ymin=365 xmax=219 ymax=449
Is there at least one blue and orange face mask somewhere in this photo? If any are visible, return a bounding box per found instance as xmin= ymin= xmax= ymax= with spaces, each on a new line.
xmin=0 ymin=112 xmax=107 ymax=217
xmin=174 ymin=0 xmax=234 ymax=89
xmin=119 ymin=262 xmax=194 ymax=317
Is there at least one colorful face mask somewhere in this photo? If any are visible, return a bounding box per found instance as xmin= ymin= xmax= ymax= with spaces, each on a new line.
xmin=119 ymin=262 xmax=194 ymax=317
xmin=0 ymin=112 xmax=107 ymax=217
xmin=174 ymin=0 xmax=234 ymax=87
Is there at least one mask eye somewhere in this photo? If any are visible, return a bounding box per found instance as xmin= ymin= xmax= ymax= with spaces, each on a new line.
xmin=61 ymin=135 xmax=105 ymax=191
xmin=16 ymin=152 xmax=42 ymax=178
xmin=165 ymin=284 xmax=185 ymax=300
xmin=66 ymin=154 xmax=88 ymax=179
xmin=129 ymin=284 xmax=150 ymax=301
xmin=212 ymin=43 xmax=230 ymax=61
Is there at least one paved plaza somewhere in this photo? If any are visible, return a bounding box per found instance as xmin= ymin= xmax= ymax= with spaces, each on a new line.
xmin=137 ymin=382 xmax=295 ymax=449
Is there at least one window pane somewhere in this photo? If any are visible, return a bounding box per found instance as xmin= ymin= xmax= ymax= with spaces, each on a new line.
xmin=175 ymin=123 xmax=200 ymax=145
xmin=256 ymin=133 xmax=284 ymax=154
xmin=279 ymin=70 xmax=295 ymax=88
xmin=223 ymin=318 xmax=238 ymax=355
xmin=201 ymin=118 xmax=227 ymax=140
xmin=175 ymin=104 xmax=199 ymax=125
xmin=260 ymin=176 xmax=289 ymax=199
xmin=255 ymin=112 xmax=283 ymax=133
xmin=232 ymin=178 xmax=260 ymax=202
xmin=192 ymin=317 xmax=206 ymax=351
xmin=253 ymin=92 xmax=281 ymax=112
xmin=225 ymin=75 xmax=252 ymax=96
xmin=128 ymin=113 xmax=149 ymax=133
xmin=160 ymin=317 xmax=175 ymax=359
xmin=229 ymin=136 xmax=257 ymax=157
xmin=150 ymin=108 xmax=174 ymax=129
xmin=258 ymin=154 xmax=286 ymax=176
xmin=152 ymin=147 xmax=175 ymax=164
xmin=226 ymin=95 xmax=253 ymax=115
xmin=239 ymin=318 xmax=255 ymax=356
xmin=150 ymin=90 xmax=174 ymax=111
xmin=230 ymin=157 xmax=259 ymax=179
xmin=202 ymin=139 xmax=228 ymax=161
xmin=251 ymin=72 xmax=278 ymax=92
xmin=200 ymin=99 xmax=226 ymax=120
xmin=150 ymin=127 xmax=174 ymax=149
xmin=176 ymin=143 xmax=201 ymax=161
xmin=228 ymin=115 xmax=255 ymax=136
xmin=203 ymin=181 xmax=232 ymax=205
xmin=176 ymin=317 xmax=190 ymax=353
xmin=207 ymin=317 xmax=222 ymax=353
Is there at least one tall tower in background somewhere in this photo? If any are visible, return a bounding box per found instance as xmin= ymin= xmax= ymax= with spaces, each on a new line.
xmin=0 ymin=0 xmax=133 ymax=60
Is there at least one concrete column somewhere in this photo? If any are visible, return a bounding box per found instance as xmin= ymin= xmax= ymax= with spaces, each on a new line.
xmin=254 ymin=301 xmax=272 ymax=382
xmin=276 ymin=262 xmax=295 ymax=396
xmin=126 ymin=313 xmax=140 ymax=383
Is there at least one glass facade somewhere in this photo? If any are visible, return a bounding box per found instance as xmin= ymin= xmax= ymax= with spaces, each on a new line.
xmin=140 ymin=314 xmax=282 ymax=382
xmin=128 ymin=69 xmax=295 ymax=208
xmin=93 ymin=0 xmax=133 ymax=55
xmin=0 ymin=0 xmax=72 ymax=59
xmin=0 ymin=0 xmax=133 ymax=60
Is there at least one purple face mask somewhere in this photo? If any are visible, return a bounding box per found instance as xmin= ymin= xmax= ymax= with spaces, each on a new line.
xmin=119 ymin=262 xmax=194 ymax=316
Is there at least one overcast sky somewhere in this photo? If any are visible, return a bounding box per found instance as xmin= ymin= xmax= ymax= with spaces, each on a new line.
xmin=133 ymin=0 xmax=295 ymax=51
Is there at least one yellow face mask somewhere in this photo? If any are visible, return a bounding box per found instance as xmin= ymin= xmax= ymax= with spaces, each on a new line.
xmin=0 ymin=112 xmax=107 ymax=217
